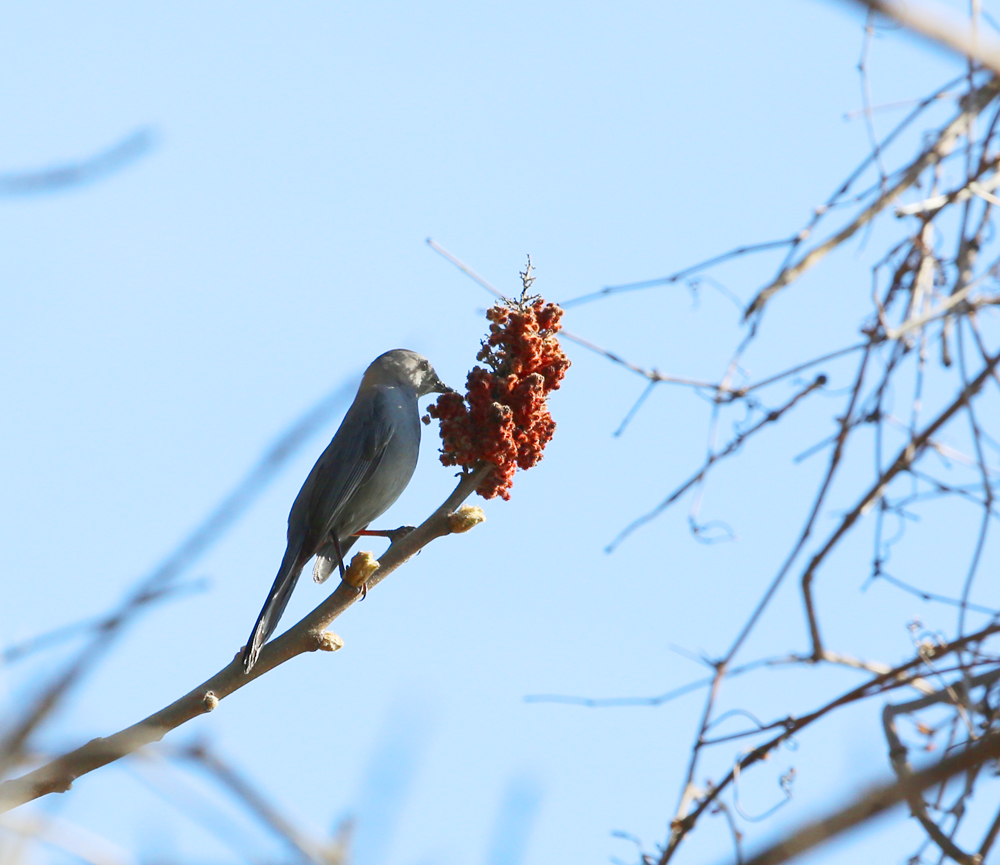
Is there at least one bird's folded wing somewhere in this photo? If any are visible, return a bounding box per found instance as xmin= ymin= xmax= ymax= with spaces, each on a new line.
xmin=307 ymin=395 xmax=397 ymax=543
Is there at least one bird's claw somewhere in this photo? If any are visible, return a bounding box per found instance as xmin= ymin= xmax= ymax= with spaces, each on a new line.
xmin=354 ymin=525 xmax=416 ymax=544
xmin=386 ymin=525 xmax=416 ymax=544
xmin=343 ymin=550 xmax=379 ymax=595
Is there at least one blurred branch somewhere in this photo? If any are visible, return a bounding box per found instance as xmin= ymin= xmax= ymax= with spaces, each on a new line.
xmin=0 ymin=128 xmax=156 ymax=196
xmin=0 ymin=810 xmax=138 ymax=865
xmin=1 ymin=579 xmax=208 ymax=665
xmin=843 ymin=0 xmax=1000 ymax=73
xmin=175 ymin=741 xmax=346 ymax=865
xmin=0 ymin=466 xmax=489 ymax=813
xmin=119 ymin=751 xmax=266 ymax=863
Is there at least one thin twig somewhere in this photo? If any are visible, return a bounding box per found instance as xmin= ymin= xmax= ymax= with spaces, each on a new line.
xmin=801 ymin=347 xmax=1000 ymax=659
xmin=559 ymin=239 xmax=797 ymax=309
xmin=746 ymin=76 xmax=1000 ymax=318
xmin=605 ymin=375 xmax=827 ymax=552
xmin=736 ymin=731 xmax=1000 ymax=865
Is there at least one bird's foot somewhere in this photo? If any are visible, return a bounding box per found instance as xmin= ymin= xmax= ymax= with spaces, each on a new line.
xmin=343 ymin=550 xmax=379 ymax=596
xmin=354 ymin=525 xmax=416 ymax=544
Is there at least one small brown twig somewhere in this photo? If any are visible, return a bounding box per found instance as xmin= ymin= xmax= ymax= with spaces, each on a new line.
xmin=605 ymin=374 xmax=828 ymax=553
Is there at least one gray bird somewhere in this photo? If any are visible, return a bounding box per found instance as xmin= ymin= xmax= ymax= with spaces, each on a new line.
xmin=242 ymin=349 xmax=451 ymax=673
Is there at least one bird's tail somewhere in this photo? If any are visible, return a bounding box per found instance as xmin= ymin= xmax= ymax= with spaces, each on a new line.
xmin=242 ymin=540 xmax=307 ymax=673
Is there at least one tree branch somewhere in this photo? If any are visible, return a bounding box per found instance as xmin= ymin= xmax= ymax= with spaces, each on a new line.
xmin=801 ymin=347 xmax=1000 ymax=659
xmin=0 ymin=466 xmax=489 ymax=813
xmin=737 ymin=731 xmax=1000 ymax=865
xmin=745 ymin=76 xmax=1000 ymax=318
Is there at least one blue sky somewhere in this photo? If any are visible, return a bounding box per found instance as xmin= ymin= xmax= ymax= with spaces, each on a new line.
xmin=0 ymin=2 xmax=994 ymax=864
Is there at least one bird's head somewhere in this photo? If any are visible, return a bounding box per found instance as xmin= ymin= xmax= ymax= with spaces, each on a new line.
xmin=365 ymin=349 xmax=453 ymax=397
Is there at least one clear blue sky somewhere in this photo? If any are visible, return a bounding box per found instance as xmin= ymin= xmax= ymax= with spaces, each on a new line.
xmin=0 ymin=2 xmax=989 ymax=864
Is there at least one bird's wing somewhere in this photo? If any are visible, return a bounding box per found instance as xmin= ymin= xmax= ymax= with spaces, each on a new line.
xmin=307 ymin=391 xmax=397 ymax=542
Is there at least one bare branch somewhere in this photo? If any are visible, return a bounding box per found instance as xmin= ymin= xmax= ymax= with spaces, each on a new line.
xmin=606 ymin=374 xmax=828 ymax=552
xmin=746 ymin=77 xmax=1000 ymax=318
xmin=737 ymin=731 xmax=1000 ymax=865
xmin=0 ymin=466 xmax=489 ymax=813
xmin=802 ymin=347 xmax=1000 ymax=659
xmin=559 ymin=239 xmax=796 ymax=309
xmin=657 ymin=625 xmax=1000 ymax=863
xmin=426 ymin=237 xmax=503 ymax=298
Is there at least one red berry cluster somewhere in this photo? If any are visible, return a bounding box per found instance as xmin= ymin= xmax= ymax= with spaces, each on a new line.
xmin=427 ymin=297 xmax=570 ymax=500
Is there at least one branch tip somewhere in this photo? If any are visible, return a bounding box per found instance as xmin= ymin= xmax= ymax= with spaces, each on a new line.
xmin=448 ymin=505 xmax=486 ymax=534
xmin=317 ymin=631 xmax=344 ymax=653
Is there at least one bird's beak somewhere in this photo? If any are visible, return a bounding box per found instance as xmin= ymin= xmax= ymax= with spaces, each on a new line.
xmin=432 ymin=375 xmax=455 ymax=394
